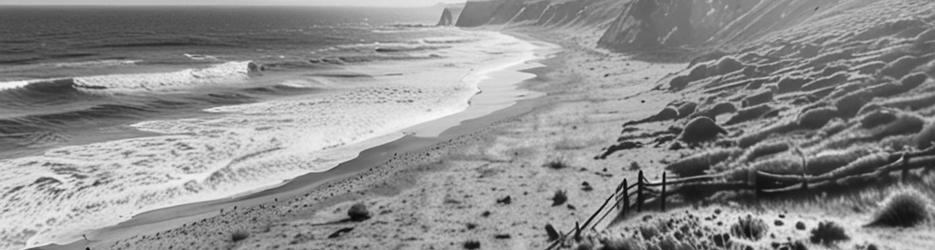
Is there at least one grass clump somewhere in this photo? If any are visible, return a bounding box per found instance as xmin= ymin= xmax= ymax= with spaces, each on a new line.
xmin=868 ymin=188 xmax=930 ymax=227
xmin=230 ymin=230 xmax=249 ymax=242
xmin=544 ymin=157 xmax=570 ymax=170
xmin=809 ymin=221 xmax=849 ymax=245
xmin=551 ymin=190 xmax=568 ymax=206
xmin=730 ymin=215 xmax=768 ymax=241
xmin=463 ymin=240 xmax=481 ymax=249
xmin=348 ymin=202 xmax=371 ymax=221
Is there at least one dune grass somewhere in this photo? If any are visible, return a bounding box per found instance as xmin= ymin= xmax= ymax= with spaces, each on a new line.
xmin=868 ymin=188 xmax=930 ymax=227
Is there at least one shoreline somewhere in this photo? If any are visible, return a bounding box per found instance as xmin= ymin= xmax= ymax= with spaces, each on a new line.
xmin=35 ymin=31 xmax=561 ymax=250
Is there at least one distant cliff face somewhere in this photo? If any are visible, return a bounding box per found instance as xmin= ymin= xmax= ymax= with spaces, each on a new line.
xmin=454 ymin=0 xmax=625 ymax=31
xmin=438 ymin=8 xmax=455 ymax=26
xmin=453 ymin=0 xmax=844 ymax=52
xmin=598 ymin=0 xmax=837 ymax=51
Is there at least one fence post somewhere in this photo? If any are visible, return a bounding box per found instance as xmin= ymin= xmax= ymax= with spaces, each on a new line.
xmin=661 ymin=172 xmax=667 ymax=212
xmin=901 ymin=153 xmax=909 ymax=183
xmin=622 ymin=179 xmax=629 ymax=216
xmin=574 ymin=221 xmax=581 ymax=241
xmin=637 ymin=171 xmax=644 ymax=212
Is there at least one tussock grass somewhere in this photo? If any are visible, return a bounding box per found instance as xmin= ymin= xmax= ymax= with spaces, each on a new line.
xmin=809 ymin=221 xmax=849 ymax=245
xmin=738 ymin=119 xmax=798 ymax=148
xmin=726 ymin=104 xmax=776 ymax=126
xmin=544 ymin=157 xmax=570 ymax=170
xmin=915 ymin=120 xmax=935 ymax=148
xmin=599 ymin=235 xmax=642 ymax=250
xmin=742 ymin=140 xmax=789 ymax=162
xmin=868 ymin=112 xmax=924 ymax=139
xmin=729 ymin=215 xmax=768 ymax=241
xmin=676 ymin=102 xmax=698 ymax=118
xmin=688 ymin=63 xmax=709 ymax=80
xmin=741 ymin=90 xmax=774 ymax=108
xmin=695 ymin=102 xmax=737 ymax=119
xmin=715 ymin=56 xmax=744 ymax=75
xmin=777 ymin=76 xmax=809 ymax=93
xmin=859 ymin=109 xmax=897 ymax=129
xmin=868 ymin=188 xmax=930 ymax=227
xmin=798 ymin=107 xmax=838 ymax=129
xmin=552 ymin=190 xmax=568 ymax=206
xmin=348 ymin=202 xmax=371 ymax=221
xmin=669 ymin=75 xmax=692 ymax=90
xmin=801 ymin=72 xmax=848 ymax=91
xmin=878 ymin=92 xmax=935 ymax=111
xmin=678 ymin=117 xmax=727 ymax=143
xmin=667 ymin=148 xmax=740 ymax=177
xmin=230 ymin=230 xmax=249 ymax=242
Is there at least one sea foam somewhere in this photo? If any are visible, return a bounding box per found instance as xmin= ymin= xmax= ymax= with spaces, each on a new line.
xmin=0 ymin=30 xmax=542 ymax=249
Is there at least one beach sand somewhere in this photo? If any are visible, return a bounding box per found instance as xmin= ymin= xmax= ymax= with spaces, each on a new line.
xmin=37 ymin=26 xmax=683 ymax=249
xmin=40 ymin=1 xmax=935 ymax=249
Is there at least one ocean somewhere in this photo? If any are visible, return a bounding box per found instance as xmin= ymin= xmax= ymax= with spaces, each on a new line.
xmin=0 ymin=6 xmax=540 ymax=249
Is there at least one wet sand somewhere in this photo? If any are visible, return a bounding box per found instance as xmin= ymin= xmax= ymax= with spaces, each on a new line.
xmin=37 ymin=32 xmax=561 ymax=250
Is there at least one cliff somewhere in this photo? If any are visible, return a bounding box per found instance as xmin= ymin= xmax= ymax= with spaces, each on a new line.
xmin=437 ymin=8 xmax=455 ymax=26
xmin=598 ymin=0 xmax=837 ymax=51
xmin=453 ymin=0 xmax=859 ymax=53
xmin=454 ymin=0 xmax=626 ymax=32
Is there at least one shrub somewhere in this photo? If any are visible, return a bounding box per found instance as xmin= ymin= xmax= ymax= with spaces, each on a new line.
xmin=809 ymin=221 xmax=849 ymax=245
xmin=638 ymin=224 xmax=659 ymax=240
xmin=715 ymin=56 xmax=744 ymax=75
xmin=678 ymin=117 xmax=727 ymax=143
xmin=552 ymin=190 xmax=568 ymax=206
xmin=798 ymin=107 xmax=838 ymax=129
xmin=730 ymin=215 xmax=768 ymax=241
xmin=463 ymin=240 xmax=481 ymax=249
xmin=666 ymin=148 xmax=740 ymax=177
xmin=544 ymin=157 xmax=570 ymax=169
xmin=600 ymin=235 xmax=642 ymax=250
xmin=230 ymin=230 xmax=249 ymax=242
xmin=726 ymin=104 xmax=774 ymax=125
xmin=868 ymin=188 xmax=930 ymax=227
xmin=669 ymin=75 xmax=692 ymax=90
xmin=348 ymin=202 xmax=371 ymax=221
xmin=741 ymin=90 xmax=774 ymax=108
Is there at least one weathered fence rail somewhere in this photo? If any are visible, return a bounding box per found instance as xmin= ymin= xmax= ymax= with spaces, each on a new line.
xmin=546 ymin=145 xmax=935 ymax=249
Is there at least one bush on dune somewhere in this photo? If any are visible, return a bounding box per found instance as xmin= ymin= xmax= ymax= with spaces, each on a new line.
xmin=809 ymin=221 xmax=849 ymax=245
xmin=552 ymin=190 xmax=568 ymax=206
xmin=230 ymin=230 xmax=249 ymax=242
xmin=726 ymin=104 xmax=776 ymax=126
xmin=915 ymin=120 xmax=935 ymax=148
xmin=730 ymin=215 xmax=768 ymax=241
xmin=678 ymin=116 xmax=727 ymax=143
xmin=715 ymin=56 xmax=744 ymax=75
xmin=868 ymin=188 xmax=930 ymax=227
xmin=742 ymin=140 xmax=789 ymax=162
xmin=544 ymin=157 xmax=570 ymax=169
xmin=667 ymin=148 xmax=741 ymax=177
xmin=797 ymin=107 xmax=838 ymax=129
xmin=676 ymin=102 xmax=698 ymax=118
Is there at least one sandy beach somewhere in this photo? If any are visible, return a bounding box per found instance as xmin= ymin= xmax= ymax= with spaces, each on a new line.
xmin=20 ymin=0 xmax=935 ymax=249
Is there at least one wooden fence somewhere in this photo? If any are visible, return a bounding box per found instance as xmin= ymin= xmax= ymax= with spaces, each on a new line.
xmin=545 ymin=146 xmax=935 ymax=249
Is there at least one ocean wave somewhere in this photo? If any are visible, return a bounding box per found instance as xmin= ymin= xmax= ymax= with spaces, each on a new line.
xmin=0 ymin=61 xmax=258 ymax=96
xmin=183 ymin=53 xmax=219 ymax=61
xmin=52 ymin=59 xmax=140 ymax=68
xmin=421 ymin=36 xmax=482 ymax=44
xmin=0 ymin=78 xmax=90 ymax=108
xmin=74 ymin=61 xmax=257 ymax=92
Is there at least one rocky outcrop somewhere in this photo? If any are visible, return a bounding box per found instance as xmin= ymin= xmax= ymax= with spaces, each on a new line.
xmin=454 ymin=0 xmax=625 ymax=30
xmin=598 ymin=0 xmax=834 ymax=51
xmin=437 ymin=8 xmax=455 ymax=26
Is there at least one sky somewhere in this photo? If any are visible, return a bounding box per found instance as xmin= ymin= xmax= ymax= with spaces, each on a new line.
xmin=0 ymin=0 xmax=466 ymax=7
